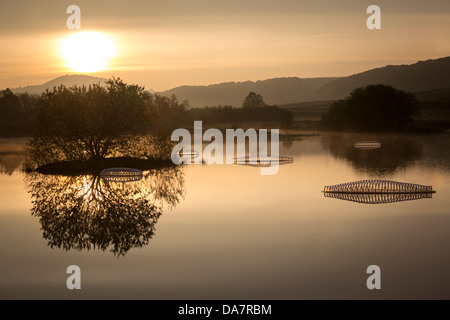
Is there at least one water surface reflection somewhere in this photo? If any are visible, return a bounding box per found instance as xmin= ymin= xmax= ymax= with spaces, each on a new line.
xmin=25 ymin=167 xmax=185 ymax=257
xmin=1 ymin=133 xmax=450 ymax=299
xmin=321 ymin=133 xmax=423 ymax=175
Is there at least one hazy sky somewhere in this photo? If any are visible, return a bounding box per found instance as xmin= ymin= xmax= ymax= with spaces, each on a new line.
xmin=0 ymin=0 xmax=449 ymax=91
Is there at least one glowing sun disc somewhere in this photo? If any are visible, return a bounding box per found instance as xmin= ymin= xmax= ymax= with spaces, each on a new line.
xmin=60 ymin=31 xmax=116 ymax=72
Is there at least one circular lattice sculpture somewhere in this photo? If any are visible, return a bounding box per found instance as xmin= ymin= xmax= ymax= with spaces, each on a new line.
xmin=100 ymin=167 xmax=143 ymax=183
xmin=354 ymin=141 xmax=382 ymax=150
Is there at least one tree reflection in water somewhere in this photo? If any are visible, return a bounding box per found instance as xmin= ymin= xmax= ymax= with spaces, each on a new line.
xmin=321 ymin=133 xmax=423 ymax=175
xmin=25 ymin=167 xmax=185 ymax=257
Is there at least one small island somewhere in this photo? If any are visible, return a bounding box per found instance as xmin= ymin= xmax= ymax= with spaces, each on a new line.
xmin=24 ymin=78 xmax=178 ymax=175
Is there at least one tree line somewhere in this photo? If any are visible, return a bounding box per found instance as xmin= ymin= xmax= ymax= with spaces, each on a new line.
xmin=0 ymin=89 xmax=37 ymax=136
xmin=0 ymin=85 xmax=293 ymax=138
xmin=0 ymin=78 xmax=294 ymax=167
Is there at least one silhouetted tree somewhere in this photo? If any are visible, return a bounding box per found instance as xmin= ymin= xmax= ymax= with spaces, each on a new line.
xmin=0 ymin=89 xmax=20 ymax=118
xmin=322 ymin=84 xmax=420 ymax=131
xmin=151 ymin=94 xmax=188 ymax=130
xmin=26 ymin=78 xmax=154 ymax=165
xmin=0 ymin=89 xmax=38 ymax=135
xmin=281 ymin=110 xmax=294 ymax=126
xmin=242 ymin=92 xmax=267 ymax=108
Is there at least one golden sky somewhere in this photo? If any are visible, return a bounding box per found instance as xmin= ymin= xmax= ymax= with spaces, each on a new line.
xmin=0 ymin=0 xmax=449 ymax=91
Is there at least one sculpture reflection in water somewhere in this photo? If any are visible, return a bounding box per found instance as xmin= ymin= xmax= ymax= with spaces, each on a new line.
xmin=25 ymin=167 xmax=185 ymax=257
xmin=324 ymin=192 xmax=433 ymax=204
xmin=323 ymin=180 xmax=435 ymax=204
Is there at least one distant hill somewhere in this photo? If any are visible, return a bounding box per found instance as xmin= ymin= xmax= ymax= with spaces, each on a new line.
xmin=159 ymin=77 xmax=338 ymax=107
xmin=9 ymin=56 xmax=450 ymax=106
xmin=318 ymin=57 xmax=450 ymax=99
xmin=160 ymin=56 xmax=450 ymax=107
xmin=11 ymin=75 xmax=108 ymax=95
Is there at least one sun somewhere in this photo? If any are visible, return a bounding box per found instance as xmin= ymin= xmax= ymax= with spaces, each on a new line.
xmin=60 ymin=31 xmax=116 ymax=73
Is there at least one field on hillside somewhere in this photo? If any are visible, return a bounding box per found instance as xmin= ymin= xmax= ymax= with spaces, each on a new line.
xmin=278 ymin=89 xmax=450 ymax=132
xmin=278 ymin=100 xmax=334 ymax=121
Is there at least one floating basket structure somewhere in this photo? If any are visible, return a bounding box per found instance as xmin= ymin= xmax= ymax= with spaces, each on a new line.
xmin=324 ymin=192 xmax=433 ymax=204
xmin=323 ymin=180 xmax=435 ymax=194
xmin=233 ymin=155 xmax=293 ymax=167
xmin=354 ymin=141 xmax=382 ymax=150
xmin=100 ymin=167 xmax=143 ymax=183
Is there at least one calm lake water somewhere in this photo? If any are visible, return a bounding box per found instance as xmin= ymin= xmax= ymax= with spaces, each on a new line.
xmin=1 ymin=132 xmax=450 ymax=299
